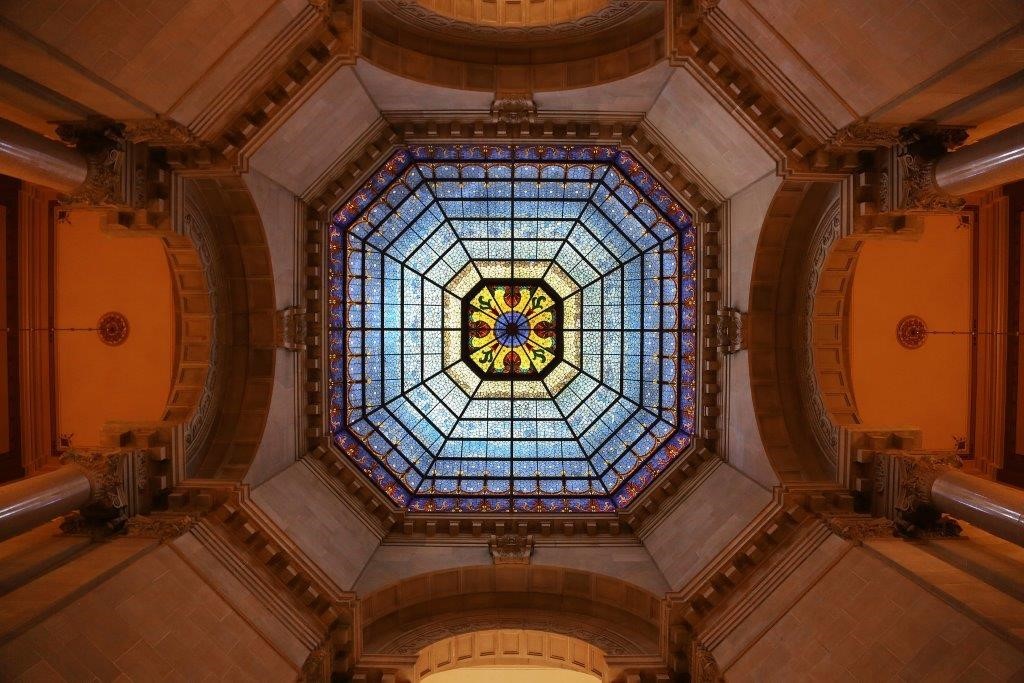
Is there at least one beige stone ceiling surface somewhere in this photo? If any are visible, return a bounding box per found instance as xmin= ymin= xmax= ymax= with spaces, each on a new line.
xmin=248 ymin=66 xmax=379 ymax=196
xmin=647 ymin=70 xmax=775 ymax=198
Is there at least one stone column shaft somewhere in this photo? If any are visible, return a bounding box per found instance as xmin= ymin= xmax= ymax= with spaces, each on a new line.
xmin=0 ymin=118 xmax=88 ymax=193
xmin=934 ymin=121 xmax=1024 ymax=196
xmin=930 ymin=469 xmax=1024 ymax=546
xmin=0 ymin=465 xmax=92 ymax=542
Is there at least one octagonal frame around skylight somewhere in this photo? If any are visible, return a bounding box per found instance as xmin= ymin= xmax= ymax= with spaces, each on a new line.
xmin=328 ymin=144 xmax=698 ymax=513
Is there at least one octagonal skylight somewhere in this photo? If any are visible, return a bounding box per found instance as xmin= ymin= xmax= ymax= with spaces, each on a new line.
xmin=328 ymin=144 xmax=697 ymax=513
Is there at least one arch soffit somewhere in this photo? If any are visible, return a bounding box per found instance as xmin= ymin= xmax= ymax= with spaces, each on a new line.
xmin=175 ymin=173 xmax=278 ymax=481
xmin=413 ymin=629 xmax=607 ymax=682
xmin=357 ymin=565 xmax=665 ymax=660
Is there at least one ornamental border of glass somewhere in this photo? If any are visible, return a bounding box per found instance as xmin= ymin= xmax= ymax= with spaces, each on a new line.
xmin=328 ymin=144 xmax=698 ymax=513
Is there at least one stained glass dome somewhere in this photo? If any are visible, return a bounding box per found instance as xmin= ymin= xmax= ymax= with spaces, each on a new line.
xmin=328 ymin=145 xmax=697 ymax=512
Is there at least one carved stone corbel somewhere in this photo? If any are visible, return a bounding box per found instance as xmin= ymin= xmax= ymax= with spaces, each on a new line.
xmin=690 ymin=641 xmax=723 ymax=683
xmin=713 ymin=307 xmax=746 ymax=355
xmin=490 ymin=92 xmax=537 ymax=125
xmin=488 ymin=534 xmax=534 ymax=564
xmin=276 ymin=306 xmax=309 ymax=351
xmin=59 ymin=449 xmax=129 ymax=534
xmin=55 ymin=121 xmax=126 ymax=206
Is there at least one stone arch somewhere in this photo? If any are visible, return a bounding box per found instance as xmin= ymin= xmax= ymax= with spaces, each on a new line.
xmin=355 ymin=565 xmax=668 ymax=682
xmin=747 ymin=177 xmax=924 ymax=482
xmin=177 ymin=174 xmax=277 ymax=480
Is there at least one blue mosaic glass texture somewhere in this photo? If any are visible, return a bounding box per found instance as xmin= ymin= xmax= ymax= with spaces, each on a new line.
xmin=328 ymin=145 xmax=698 ymax=512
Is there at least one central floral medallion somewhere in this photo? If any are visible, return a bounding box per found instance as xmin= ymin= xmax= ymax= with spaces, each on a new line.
xmin=463 ymin=279 xmax=561 ymax=378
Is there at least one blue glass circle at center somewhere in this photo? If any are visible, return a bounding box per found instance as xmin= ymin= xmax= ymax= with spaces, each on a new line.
xmin=493 ymin=311 xmax=531 ymax=347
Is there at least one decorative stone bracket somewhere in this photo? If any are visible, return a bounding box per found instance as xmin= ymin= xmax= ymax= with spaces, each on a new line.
xmin=488 ymin=533 xmax=534 ymax=564
xmin=490 ymin=91 xmax=537 ymax=125
xmin=711 ymin=307 xmax=746 ymax=355
xmin=276 ymin=306 xmax=310 ymax=351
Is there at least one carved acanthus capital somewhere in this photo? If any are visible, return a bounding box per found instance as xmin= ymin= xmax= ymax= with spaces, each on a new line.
xmin=713 ymin=307 xmax=746 ymax=355
xmin=488 ymin=534 xmax=534 ymax=564
xmin=894 ymin=452 xmax=962 ymax=513
xmin=276 ymin=306 xmax=309 ymax=351
xmin=491 ymin=92 xmax=537 ymax=125
xmin=690 ymin=641 xmax=723 ymax=683
xmin=300 ymin=642 xmax=333 ymax=682
xmin=56 ymin=121 xmax=126 ymax=206
xmin=897 ymin=151 xmax=965 ymax=212
xmin=889 ymin=126 xmax=970 ymax=213
xmin=60 ymin=449 xmax=127 ymax=507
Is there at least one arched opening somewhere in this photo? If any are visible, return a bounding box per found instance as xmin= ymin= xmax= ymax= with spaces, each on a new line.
xmin=416 ymin=630 xmax=605 ymax=682
xmin=353 ymin=566 xmax=668 ymax=682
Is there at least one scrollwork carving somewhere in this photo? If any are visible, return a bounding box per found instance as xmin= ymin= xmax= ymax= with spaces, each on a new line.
xmin=488 ymin=534 xmax=534 ymax=564
xmin=490 ymin=93 xmax=537 ymax=125
xmin=276 ymin=307 xmax=309 ymax=351
xmin=713 ymin=307 xmax=746 ymax=355
xmin=898 ymin=152 xmax=965 ymax=212
xmin=125 ymin=514 xmax=197 ymax=541
xmin=825 ymin=121 xmax=902 ymax=149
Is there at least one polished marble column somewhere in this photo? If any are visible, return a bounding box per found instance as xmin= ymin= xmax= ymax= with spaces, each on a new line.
xmin=0 ymin=118 xmax=87 ymax=193
xmin=0 ymin=465 xmax=92 ymax=542
xmin=934 ymin=121 xmax=1024 ymax=196
xmin=930 ymin=468 xmax=1024 ymax=546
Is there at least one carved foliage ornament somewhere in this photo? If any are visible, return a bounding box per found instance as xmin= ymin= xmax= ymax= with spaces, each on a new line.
xmin=491 ymin=92 xmax=537 ymax=125
xmin=820 ymin=514 xmax=896 ymax=544
xmin=56 ymin=121 xmax=126 ymax=206
xmin=713 ymin=307 xmax=746 ymax=355
xmin=488 ymin=534 xmax=534 ymax=564
xmin=276 ymin=306 xmax=309 ymax=351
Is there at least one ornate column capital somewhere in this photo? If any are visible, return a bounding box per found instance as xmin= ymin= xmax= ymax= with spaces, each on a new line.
xmin=55 ymin=120 xmax=126 ymax=206
xmin=870 ymin=450 xmax=964 ymax=538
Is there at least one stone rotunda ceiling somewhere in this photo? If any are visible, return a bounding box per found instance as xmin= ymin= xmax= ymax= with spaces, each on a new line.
xmin=329 ymin=145 xmax=697 ymax=513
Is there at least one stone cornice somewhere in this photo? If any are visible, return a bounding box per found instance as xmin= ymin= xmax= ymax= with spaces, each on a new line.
xmin=211 ymin=2 xmax=361 ymax=168
xmin=663 ymin=484 xmax=854 ymax=672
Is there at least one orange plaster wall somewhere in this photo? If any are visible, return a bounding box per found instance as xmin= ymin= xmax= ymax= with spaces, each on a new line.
xmin=54 ymin=211 xmax=173 ymax=448
xmin=850 ymin=215 xmax=971 ymax=450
